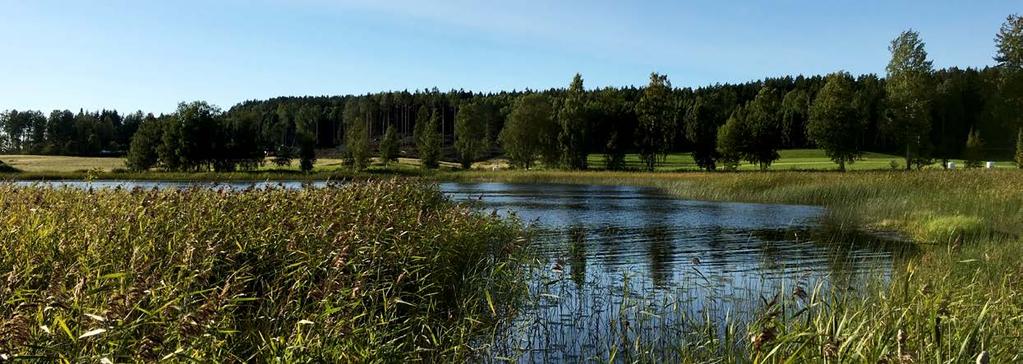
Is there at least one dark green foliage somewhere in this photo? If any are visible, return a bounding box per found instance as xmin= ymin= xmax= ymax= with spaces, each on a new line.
xmin=743 ymin=87 xmax=784 ymax=170
xmin=716 ymin=107 xmax=748 ymax=171
xmin=684 ymin=96 xmax=719 ymax=170
xmin=454 ymin=101 xmax=490 ymax=169
xmin=963 ymin=128 xmax=985 ymax=168
xmin=125 ymin=115 xmax=164 ymax=171
xmin=808 ymin=72 xmax=864 ymax=171
xmin=589 ymin=88 xmax=635 ymax=170
xmin=635 ymin=73 xmax=674 ymax=171
xmin=780 ymin=89 xmax=810 ymax=148
xmin=296 ymin=105 xmax=319 ymax=172
xmin=344 ymin=99 xmax=370 ymax=171
xmin=379 ymin=124 xmax=399 ymax=165
xmin=885 ymin=30 xmax=934 ymax=170
xmin=499 ymin=94 xmax=556 ymax=169
xmin=273 ymin=144 xmax=293 ymax=167
xmin=558 ymin=74 xmax=590 ymax=169
xmin=0 ymin=160 xmax=17 ymax=173
xmin=418 ymin=110 xmax=442 ymax=169
xmin=163 ymin=101 xmax=223 ymax=171
xmin=298 ymin=134 xmax=316 ymax=172
xmin=996 ymin=14 xmax=1023 ymax=70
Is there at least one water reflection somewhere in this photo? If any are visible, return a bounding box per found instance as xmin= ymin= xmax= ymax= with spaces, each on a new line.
xmin=441 ymin=182 xmax=904 ymax=362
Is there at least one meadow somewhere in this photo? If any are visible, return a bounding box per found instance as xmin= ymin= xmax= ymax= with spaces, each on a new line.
xmin=2 ymin=149 xmax=1016 ymax=177
xmin=0 ymin=180 xmax=530 ymax=362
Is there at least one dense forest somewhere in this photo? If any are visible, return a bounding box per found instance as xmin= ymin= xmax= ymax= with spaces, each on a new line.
xmin=3 ymin=15 xmax=1023 ymax=171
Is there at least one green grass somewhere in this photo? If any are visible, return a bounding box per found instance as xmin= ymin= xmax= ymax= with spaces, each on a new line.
xmin=585 ymin=149 xmax=1019 ymax=171
xmin=0 ymin=180 xmax=530 ymax=362
xmin=4 ymin=150 xmax=1017 ymax=181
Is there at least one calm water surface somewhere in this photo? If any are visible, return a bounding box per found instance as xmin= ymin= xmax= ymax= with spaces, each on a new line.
xmin=12 ymin=180 xmax=900 ymax=361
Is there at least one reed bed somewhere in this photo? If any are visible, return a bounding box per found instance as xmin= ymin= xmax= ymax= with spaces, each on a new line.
xmin=0 ymin=180 xmax=529 ymax=362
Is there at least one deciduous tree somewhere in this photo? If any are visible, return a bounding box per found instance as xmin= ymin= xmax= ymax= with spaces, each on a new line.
xmin=635 ymin=73 xmax=674 ymax=171
xmin=558 ymin=73 xmax=589 ymax=169
xmin=454 ymin=101 xmax=490 ymax=169
xmin=885 ymin=30 xmax=934 ymax=170
xmin=808 ymin=72 xmax=864 ymax=171
xmin=499 ymin=94 xmax=555 ymax=169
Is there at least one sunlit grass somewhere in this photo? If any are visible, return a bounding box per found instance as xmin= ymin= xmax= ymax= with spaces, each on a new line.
xmin=0 ymin=180 xmax=530 ymax=362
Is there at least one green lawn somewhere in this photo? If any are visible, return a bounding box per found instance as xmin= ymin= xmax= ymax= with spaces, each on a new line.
xmin=585 ymin=149 xmax=1019 ymax=171
xmin=3 ymin=150 xmax=1018 ymax=175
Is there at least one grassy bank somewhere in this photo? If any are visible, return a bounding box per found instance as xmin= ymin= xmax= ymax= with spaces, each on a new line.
xmin=0 ymin=180 xmax=529 ymax=362
xmin=443 ymin=169 xmax=1023 ymax=362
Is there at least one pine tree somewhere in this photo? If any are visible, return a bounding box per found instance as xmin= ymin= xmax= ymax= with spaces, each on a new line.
xmin=343 ymin=100 xmax=370 ymax=171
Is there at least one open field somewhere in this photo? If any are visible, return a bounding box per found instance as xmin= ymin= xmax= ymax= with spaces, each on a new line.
xmin=585 ymin=149 xmax=1020 ymax=171
xmin=0 ymin=180 xmax=529 ymax=362
xmin=3 ymin=149 xmax=1017 ymax=176
xmin=0 ymin=155 xmax=127 ymax=172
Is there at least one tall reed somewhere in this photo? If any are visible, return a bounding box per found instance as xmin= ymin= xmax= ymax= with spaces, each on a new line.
xmin=0 ymin=180 xmax=529 ymax=362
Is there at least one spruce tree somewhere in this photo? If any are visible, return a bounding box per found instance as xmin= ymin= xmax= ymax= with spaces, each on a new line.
xmin=379 ymin=124 xmax=399 ymax=166
xmin=418 ymin=110 xmax=442 ymax=169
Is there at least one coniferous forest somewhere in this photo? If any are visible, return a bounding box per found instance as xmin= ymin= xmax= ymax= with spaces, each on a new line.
xmin=3 ymin=16 xmax=1023 ymax=172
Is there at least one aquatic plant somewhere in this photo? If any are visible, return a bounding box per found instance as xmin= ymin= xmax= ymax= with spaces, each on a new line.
xmin=0 ymin=180 xmax=529 ymax=362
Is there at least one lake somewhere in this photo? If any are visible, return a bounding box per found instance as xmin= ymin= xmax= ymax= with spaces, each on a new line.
xmin=10 ymin=180 xmax=903 ymax=362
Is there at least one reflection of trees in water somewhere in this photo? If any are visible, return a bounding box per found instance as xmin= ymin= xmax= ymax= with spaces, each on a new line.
xmin=567 ymin=224 xmax=588 ymax=288
xmin=597 ymin=224 xmax=623 ymax=269
xmin=640 ymin=196 xmax=676 ymax=288
xmin=757 ymin=230 xmax=784 ymax=272
xmin=643 ymin=224 xmax=675 ymax=288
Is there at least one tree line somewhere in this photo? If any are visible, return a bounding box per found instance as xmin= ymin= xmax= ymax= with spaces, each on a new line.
xmin=3 ymin=15 xmax=1023 ymax=171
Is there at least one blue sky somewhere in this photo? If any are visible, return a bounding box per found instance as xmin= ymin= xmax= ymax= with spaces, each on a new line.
xmin=1 ymin=0 xmax=1018 ymax=113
